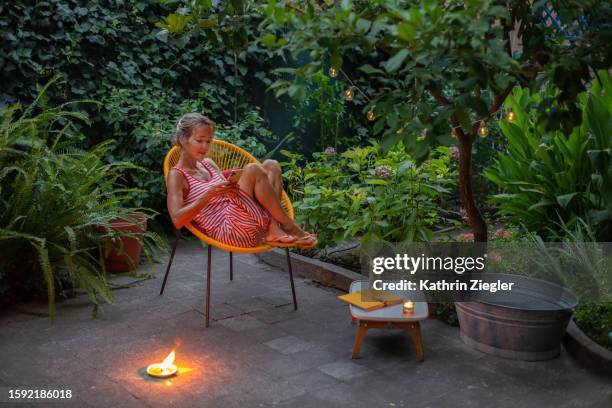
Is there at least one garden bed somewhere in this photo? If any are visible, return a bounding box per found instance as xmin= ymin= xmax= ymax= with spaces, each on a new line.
xmin=564 ymin=319 xmax=612 ymax=378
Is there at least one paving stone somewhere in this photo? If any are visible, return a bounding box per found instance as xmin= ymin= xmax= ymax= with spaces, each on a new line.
xmin=284 ymin=367 xmax=342 ymax=390
xmin=216 ymin=314 xmax=267 ymax=331
xmin=1 ymin=240 xmax=610 ymax=407
xmin=250 ymin=306 xmax=301 ymax=324
xmin=317 ymin=361 xmax=372 ymax=381
xmin=244 ymin=377 xmax=307 ymax=405
xmin=263 ymin=335 xmax=316 ymax=355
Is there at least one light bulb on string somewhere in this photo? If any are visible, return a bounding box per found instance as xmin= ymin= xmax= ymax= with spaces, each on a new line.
xmin=344 ymin=87 xmax=355 ymax=101
xmin=418 ymin=129 xmax=427 ymax=141
xmin=366 ymin=108 xmax=376 ymax=121
xmin=506 ymin=108 xmax=515 ymax=122
xmin=478 ymin=121 xmax=488 ymax=137
xmin=451 ymin=129 xmax=458 ymax=139
xmin=328 ymin=67 xmax=338 ymax=78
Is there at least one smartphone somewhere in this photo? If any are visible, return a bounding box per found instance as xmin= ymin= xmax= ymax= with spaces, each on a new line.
xmin=227 ymin=169 xmax=243 ymax=183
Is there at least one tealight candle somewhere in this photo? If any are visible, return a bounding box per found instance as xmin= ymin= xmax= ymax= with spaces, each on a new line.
xmin=403 ymin=301 xmax=415 ymax=314
xmin=147 ymin=350 xmax=178 ymax=379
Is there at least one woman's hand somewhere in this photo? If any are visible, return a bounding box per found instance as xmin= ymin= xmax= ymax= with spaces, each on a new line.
xmin=197 ymin=180 xmax=234 ymax=205
xmin=226 ymin=169 xmax=243 ymax=183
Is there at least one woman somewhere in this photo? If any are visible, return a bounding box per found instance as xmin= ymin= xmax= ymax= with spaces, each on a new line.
xmin=166 ymin=112 xmax=317 ymax=248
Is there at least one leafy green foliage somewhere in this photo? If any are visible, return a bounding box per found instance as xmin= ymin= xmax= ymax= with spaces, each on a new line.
xmin=0 ymin=0 xmax=280 ymax=209
xmin=432 ymin=303 xmax=459 ymax=326
xmin=286 ymin=71 xmax=354 ymax=151
xmin=263 ymin=0 xmax=612 ymax=148
xmin=574 ymin=302 xmax=612 ymax=351
xmin=0 ymin=82 xmax=167 ymax=320
xmin=280 ymin=141 xmax=457 ymax=247
xmin=484 ymin=71 xmax=612 ymax=240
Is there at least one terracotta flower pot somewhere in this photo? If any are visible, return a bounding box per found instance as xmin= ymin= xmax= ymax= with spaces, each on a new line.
xmin=103 ymin=213 xmax=147 ymax=273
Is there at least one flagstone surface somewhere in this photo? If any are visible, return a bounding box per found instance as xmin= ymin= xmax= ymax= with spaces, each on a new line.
xmin=0 ymin=240 xmax=610 ymax=407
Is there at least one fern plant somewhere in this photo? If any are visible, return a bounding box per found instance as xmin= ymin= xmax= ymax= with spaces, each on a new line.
xmin=0 ymin=79 xmax=167 ymax=321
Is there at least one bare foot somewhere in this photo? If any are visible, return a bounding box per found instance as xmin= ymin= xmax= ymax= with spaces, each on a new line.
xmin=280 ymin=220 xmax=316 ymax=239
xmin=294 ymin=234 xmax=317 ymax=249
xmin=265 ymin=221 xmax=297 ymax=244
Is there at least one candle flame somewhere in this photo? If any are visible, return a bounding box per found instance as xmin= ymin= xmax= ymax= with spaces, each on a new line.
xmin=160 ymin=350 xmax=175 ymax=371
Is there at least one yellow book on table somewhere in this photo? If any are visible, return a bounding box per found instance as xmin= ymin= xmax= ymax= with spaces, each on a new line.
xmin=338 ymin=290 xmax=403 ymax=311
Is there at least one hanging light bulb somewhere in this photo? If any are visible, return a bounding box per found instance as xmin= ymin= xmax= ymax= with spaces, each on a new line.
xmin=506 ymin=108 xmax=515 ymax=122
xmin=418 ymin=129 xmax=427 ymax=141
xmin=344 ymin=87 xmax=355 ymax=101
xmin=366 ymin=108 xmax=376 ymax=121
xmin=451 ymin=129 xmax=458 ymax=139
xmin=328 ymin=67 xmax=338 ymax=78
xmin=478 ymin=121 xmax=488 ymax=137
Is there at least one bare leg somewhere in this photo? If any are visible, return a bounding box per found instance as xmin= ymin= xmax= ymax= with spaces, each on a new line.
xmin=237 ymin=162 xmax=314 ymax=242
xmin=262 ymin=159 xmax=283 ymax=199
xmin=262 ymin=160 xmax=284 ymax=237
xmin=238 ymin=163 xmax=292 ymax=226
xmin=260 ymin=160 xmax=315 ymax=243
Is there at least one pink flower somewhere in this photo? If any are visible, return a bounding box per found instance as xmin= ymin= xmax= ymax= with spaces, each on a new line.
xmin=493 ymin=227 xmax=510 ymax=240
xmin=324 ymin=147 xmax=336 ymax=156
xmin=487 ymin=251 xmax=502 ymax=262
xmin=451 ymin=146 xmax=460 ymax=160
xmin=457 ymin=232 xmax=474 ymax=242
xmin=374 ymin=165 xmax=392 ymax=180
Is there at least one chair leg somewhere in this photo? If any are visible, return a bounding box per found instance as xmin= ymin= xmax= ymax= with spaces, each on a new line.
xmin=229 ymin=251 xmax=233 ymax=281
xmin=160 ymin=231 xmax=181 ymax=295
xmin=205 ymin=245 xmax=212 ymax=328
xmin=285 ymin=248 xmax=298 ymax=310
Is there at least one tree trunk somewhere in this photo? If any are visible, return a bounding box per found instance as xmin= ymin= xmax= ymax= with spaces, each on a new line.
xmin=458 ymin=134 xmax=488 ymax=242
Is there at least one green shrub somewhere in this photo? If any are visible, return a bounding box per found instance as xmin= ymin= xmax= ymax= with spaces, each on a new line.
xmin=0 ymin=82 xmax=166 ymax=320
xmin=281 ymin=141 xmax=457 ymax=247
xmin=484 ymin=71 xmax=612 ymax=240
xmin=0 ymin=1 xmax=272 ymax=120
xmin=574 ymin=302 xmax=612 ymax=351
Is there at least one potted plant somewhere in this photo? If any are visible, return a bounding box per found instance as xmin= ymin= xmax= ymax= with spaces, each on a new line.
xmin=101 ymin=213 xmax=149 ymax=273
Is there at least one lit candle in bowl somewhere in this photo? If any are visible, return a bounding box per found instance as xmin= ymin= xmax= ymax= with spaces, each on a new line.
xmin=147 ymin=350 xmax=178 ymax=378
xmin=403 ymin=301 xmax=414 ymax=315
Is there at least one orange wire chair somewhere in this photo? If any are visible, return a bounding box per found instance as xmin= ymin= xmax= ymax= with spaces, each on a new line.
xmin=160 ymin=141 xmax=298 ymax=327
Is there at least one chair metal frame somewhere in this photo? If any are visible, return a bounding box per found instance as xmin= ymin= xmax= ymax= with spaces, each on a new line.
xmin=160 ymin=142 xmax=297 ymax=327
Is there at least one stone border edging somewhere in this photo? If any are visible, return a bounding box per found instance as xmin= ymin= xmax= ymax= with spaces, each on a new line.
xmin=564 ymin=319 xmax=612 ymax=378
xmin=257 ymin=248 xmax=362 ymax=292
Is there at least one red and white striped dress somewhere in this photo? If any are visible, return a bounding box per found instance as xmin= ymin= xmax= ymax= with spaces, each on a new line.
xmin=172 ymin=160 xmax=271 ymax=247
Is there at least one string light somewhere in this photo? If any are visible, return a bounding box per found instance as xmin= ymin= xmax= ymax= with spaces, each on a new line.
xmin=506 ymin=108 xmax=515 ymax=122
xmin=324 ymin=54 xmax=505 ymax=136
xmin=478 ymin=121 xmax=488 ymax=137
xmin=367 ymin=107 xmax=376 ymax=121
xmin=344 ymin=87 xmax=355 ymax=101
xmin=418 ymin=129 xmax=427 ymax=141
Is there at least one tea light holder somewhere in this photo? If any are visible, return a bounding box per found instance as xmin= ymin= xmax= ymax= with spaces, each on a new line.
xmin=147 ymin=350 xmax=178 ymax=379
xmin=402 ymin=301 xmax=415 ymax=315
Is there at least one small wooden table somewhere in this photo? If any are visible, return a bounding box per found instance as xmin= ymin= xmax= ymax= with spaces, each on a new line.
xmin=348 ymin=281 xmax=428 ymax=362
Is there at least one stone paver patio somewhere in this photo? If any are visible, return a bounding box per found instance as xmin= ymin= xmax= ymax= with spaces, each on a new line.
xmin=0 ymin=240 xmax=610 ymax=407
